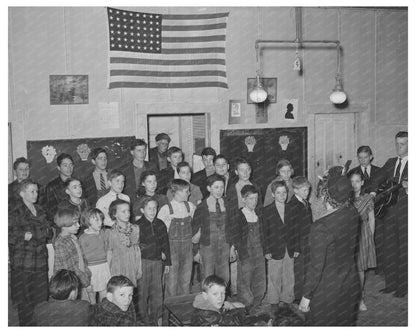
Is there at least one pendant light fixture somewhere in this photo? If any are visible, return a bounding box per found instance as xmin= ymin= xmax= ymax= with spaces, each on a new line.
xmin=250 ymin=70 xmax=268 ymax=103
xmin=329 ymin=44 xmax=347 ymax=104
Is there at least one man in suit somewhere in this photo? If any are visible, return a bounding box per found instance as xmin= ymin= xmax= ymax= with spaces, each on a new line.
xmin=371 ymin=131 xmax=408 ymax=297
xmin=122 ymin=139 xmax=157 ymax=201
xmin=347 ymin=146 xmax=380 ymax=193
xmin=192 ymin=147 xmax=216 ymax=200
xmin=83 ymin=147 xmax=111 ymax=207
xmin=148 ymin=133 xmax=171 ymax=171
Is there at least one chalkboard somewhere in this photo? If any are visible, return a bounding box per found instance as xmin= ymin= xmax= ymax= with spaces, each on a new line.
xmin=27 ymin=136 xmax=135 ymax=186
xmin=220 ymin=127 xmax=307 ymax=192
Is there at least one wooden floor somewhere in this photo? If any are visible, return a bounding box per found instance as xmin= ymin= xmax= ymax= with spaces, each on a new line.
xmin=9 ymin=269 xmax=407 ymax=326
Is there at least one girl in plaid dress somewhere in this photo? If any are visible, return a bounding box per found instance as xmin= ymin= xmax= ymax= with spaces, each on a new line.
xmin=350 ymin=170 xmax=377 ymax=311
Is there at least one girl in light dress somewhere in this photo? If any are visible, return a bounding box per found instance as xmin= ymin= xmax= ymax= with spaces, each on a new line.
xmin=79 ymin=208 xmax=111 ymax=303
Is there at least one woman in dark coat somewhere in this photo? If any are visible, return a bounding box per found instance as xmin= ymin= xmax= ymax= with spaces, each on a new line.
xmin=299 ymin=167 xmax=361 ymax=326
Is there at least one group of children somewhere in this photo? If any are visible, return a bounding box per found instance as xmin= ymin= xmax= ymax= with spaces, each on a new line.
xmin=10 ymin=137 xmax=376 ymax=326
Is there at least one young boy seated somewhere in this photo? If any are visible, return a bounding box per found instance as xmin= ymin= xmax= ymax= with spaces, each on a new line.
xmin=93 ymin=275 xmax=140 ymax=326
xmin=34 ymin=269 xmax=92 ymax=326
xmin=96 ymin=169 xmax=130 ymax=226
xmin=191 ymin=275 xmax=245 ymax=326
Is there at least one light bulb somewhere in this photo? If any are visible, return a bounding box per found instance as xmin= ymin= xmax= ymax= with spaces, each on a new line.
xmin=330 ymin=89 xmax=347 ymax=104
xmin=250 ymin=87 xmax=268 ymax=103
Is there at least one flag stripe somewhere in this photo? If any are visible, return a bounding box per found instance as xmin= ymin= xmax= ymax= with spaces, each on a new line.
xmin=109 ymin=75 xmax=227 ymax=84
xmin=161 ymin=47 xmax=225 ymax=54
xmin=107 ymin=7 xmax=229 ymax=89
xmin=161 ymin=35 xmax=225 ymax=43
xmin=163 ymin=23 xmax=226 ymax=31
xmin=163 ymin=13 xmax=229 ymax=20
xmin=109 ymin=81 xmax=228 ymax=89
xmin=110 ymin=57 xmax=226 ymax=66
xmin=110 ymin=69 xmax=227 ymax=77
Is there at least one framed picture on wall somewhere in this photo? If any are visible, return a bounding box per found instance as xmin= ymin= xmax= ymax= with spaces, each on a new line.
xmin=228 ymin=99 xmax=244 ymax=124
xmin=49 ymin=75 xmax=89 ymax=105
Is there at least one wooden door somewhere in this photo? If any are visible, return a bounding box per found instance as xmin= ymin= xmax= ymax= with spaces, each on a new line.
xmin=314 ymin=113 xmax=357 ymax=185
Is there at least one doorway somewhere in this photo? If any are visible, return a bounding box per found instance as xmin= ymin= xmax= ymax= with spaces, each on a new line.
xmin=147 ymin=113 xmax=211 ymax=171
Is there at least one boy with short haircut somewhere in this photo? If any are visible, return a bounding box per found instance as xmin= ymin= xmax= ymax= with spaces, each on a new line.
xmin=58 ymin=177 xmax=90 ymax=236
xmin=263 ymin=180 xmax=298 ymax=311
xmin=53 ymin=208 xmax=92 ymax=297
xmin=191 ymin=275 xmax=245 ymax=326
xmin=214 ymin=154 xmax=231 ymax=194
xmin=96 ymin=169 xmax=130 ymax=226
xmin=230 ymin=185 xmax=266 ymax=309
xmin=157 ymin=179 xmax=196 ymax=297
xmin=226 ymin=157 xmax=262 ymax=296
xmin=192 ymin=174 xmax=232 ymax=282
xmin=83 ymin=147 xmax=110 ymax=206
xmin=137 ymin=197 xmax=171 ymax=325
xmin=44 ymin=153 xmax=74 ymax=221
xmin=93 ymin=275 xmax=139 ymax=326
xmin=286 ymin=176 xmax=313 ymax=301
xmin=193 ymin=147 xmax=217 ymax=199
xmin=167 ymin=161 xmax=203 ymax=206
xmin=157 ymin=146 xmax=183 ymax=195
xmin=34 ymin=269 xmax=92 ymax=326
xmin=9 ymin=157 xmax=31 ymax=207
xmin=123 ymin=138 xmax=156 ymax=200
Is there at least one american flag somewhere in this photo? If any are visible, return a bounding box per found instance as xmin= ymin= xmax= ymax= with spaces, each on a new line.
xmin=107 ymin=7 xmax=229 ymax=89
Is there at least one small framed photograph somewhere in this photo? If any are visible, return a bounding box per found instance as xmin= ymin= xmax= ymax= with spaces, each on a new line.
xmin=50 ymin=75 xmax=89 ymax=105
xmin=229 ymin=99 xmax=244 ymax=124
xmin=282 ymin=99 xmax=298 ymax=122
xmin=247 ymin=77 xmax=277 ymax=104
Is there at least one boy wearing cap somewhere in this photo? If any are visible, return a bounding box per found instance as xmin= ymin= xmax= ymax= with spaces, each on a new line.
xmin=149 ymin=133 xmax=171 ymax=171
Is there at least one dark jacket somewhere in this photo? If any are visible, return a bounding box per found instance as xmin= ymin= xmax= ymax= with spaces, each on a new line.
xmin=191 ymin=294 xmax=245 ymax=326
xmin=286 ymin=196 xmax=313 ymax=254
xmin=263 ymin=202 xmax=296 ymax=259
xmin=148 ymin=146 xmax=168 ymax=171
xmin=230 ymin=207 xmax=266 ymax=261
xmin=9 ymin=200 xmax=53 ymax=272
xmin=157 ymin=166 xmax=175 ymax=195
xmin=34 ymin=298 xmax=93 ymax=326
xmin=225 ymin=178 xmax=263 ymax=233
xmin=192 ymin=169 xmax=210 ymax=199
xmin=121 ymin=161 xmax=157 ymax=201
xmin=192 ymin=199 xmax=232 ymax=247
xmin=370 ymin=157 xmax=408 ymax=193
xmin=136 ymin=216 xmax=171 ymax=265
xmin=93 ymin=298 xmax=140 ymax=326
xmin=303 ymin=205 xmax=361 ymax=326
xmin=44 ymin=176 xmax=68 ymax=222
xmin=83 ymin=172 xmax=110 ymax=207
xmin=347 ymin=164 xmax=380 ymax=193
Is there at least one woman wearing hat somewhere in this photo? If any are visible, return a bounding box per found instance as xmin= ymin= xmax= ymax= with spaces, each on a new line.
xmin=299 ymin=167 xmax=361 ymax=326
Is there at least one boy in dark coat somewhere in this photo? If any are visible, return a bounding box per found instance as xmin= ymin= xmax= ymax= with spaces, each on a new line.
xmin=191 ymin=275 xmax=245 ymax=326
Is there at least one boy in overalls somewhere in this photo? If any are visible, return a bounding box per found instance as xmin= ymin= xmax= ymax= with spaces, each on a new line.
xmin=192 ymin=174 xmax=232 ymax=283
xmin=158 ymin=179 xmax=196 ymax=297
